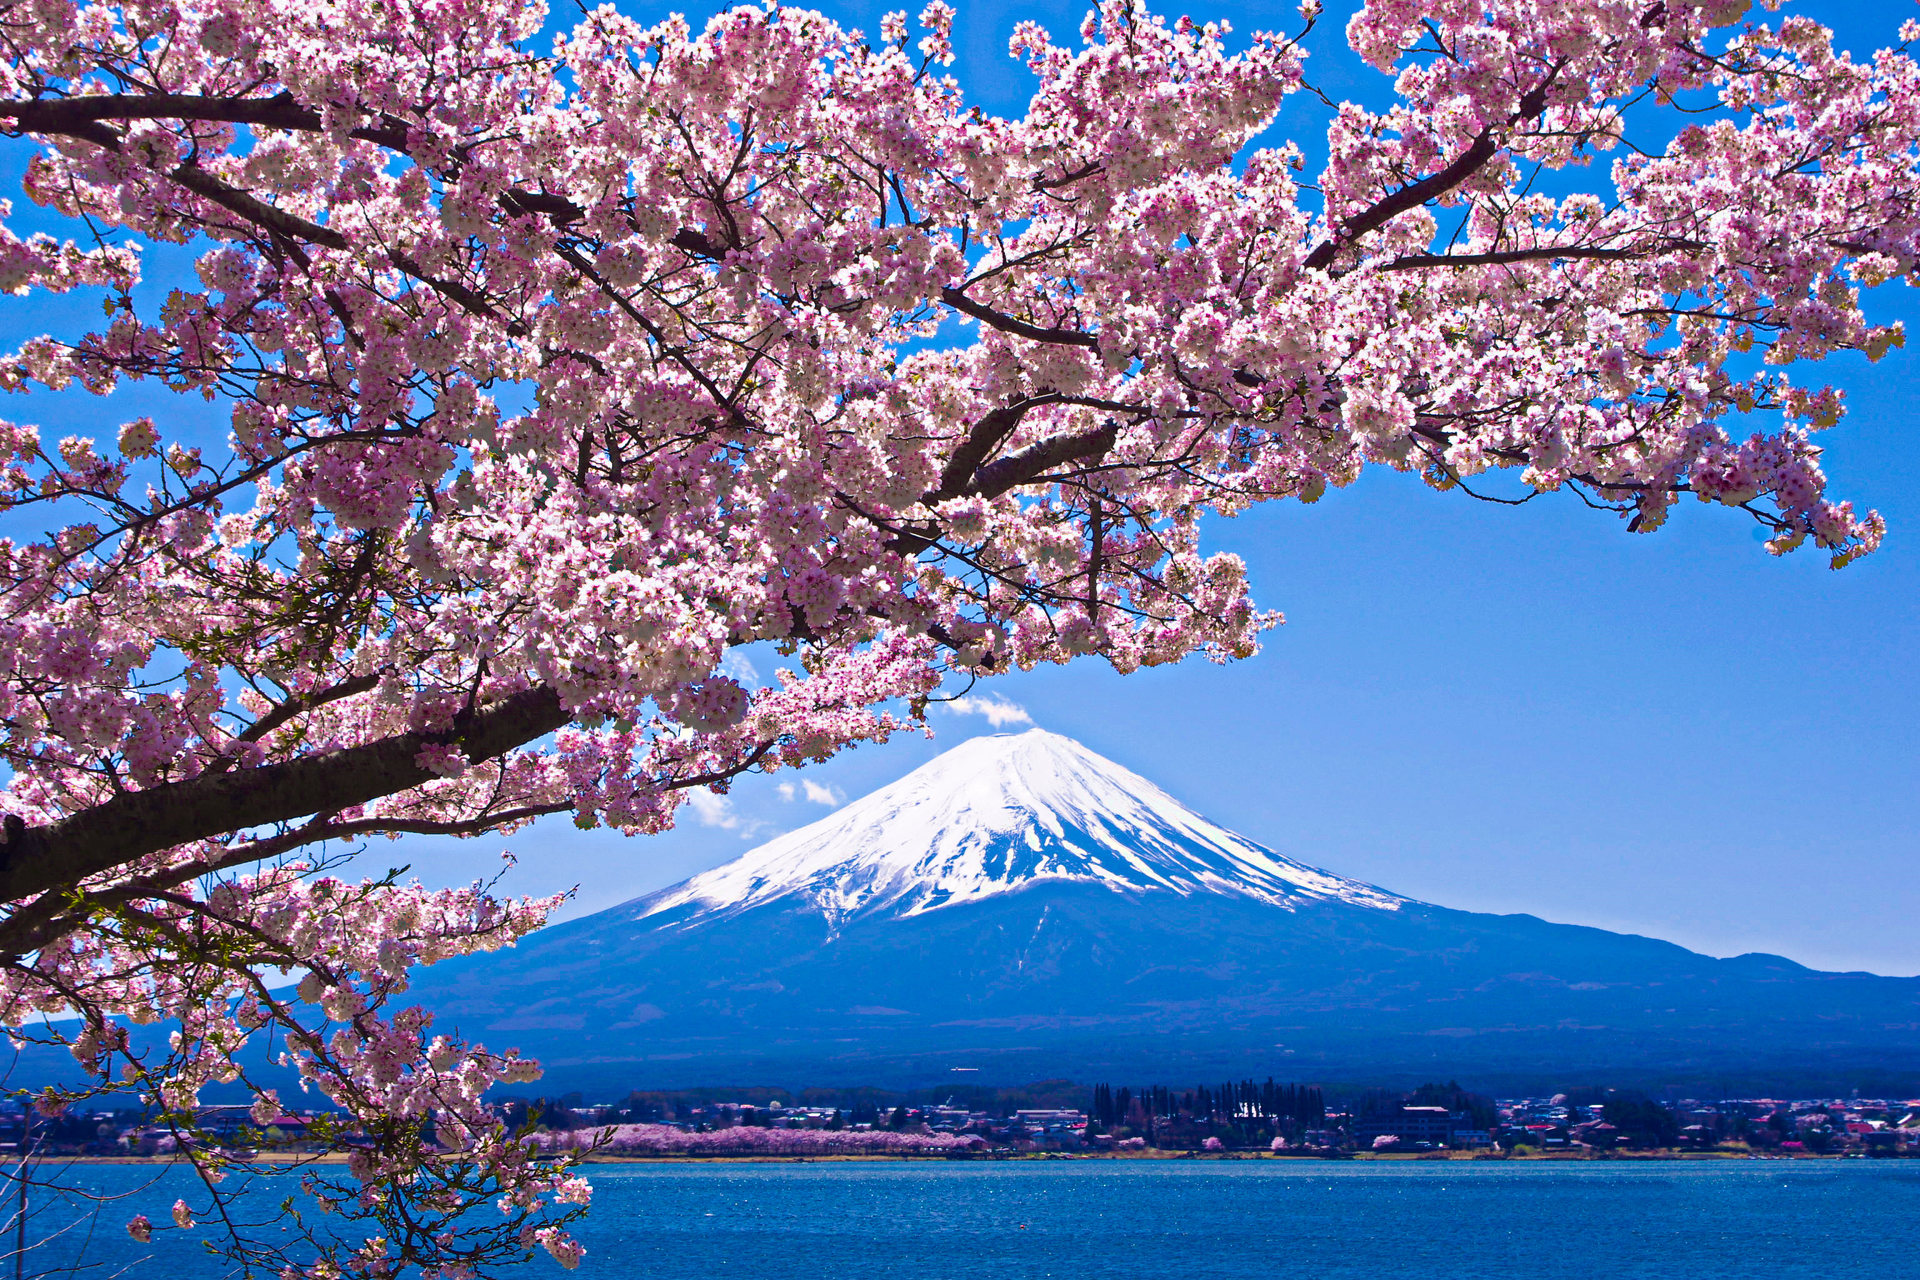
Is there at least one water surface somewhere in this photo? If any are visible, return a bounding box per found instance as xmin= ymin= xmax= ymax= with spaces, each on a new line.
xmin=18 ymin=1158 xmax=1918 ymax=1278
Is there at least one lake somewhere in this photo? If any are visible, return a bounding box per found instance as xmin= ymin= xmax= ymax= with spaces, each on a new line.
xmin=15 ymin=1158 xmax=1919 ymax=1278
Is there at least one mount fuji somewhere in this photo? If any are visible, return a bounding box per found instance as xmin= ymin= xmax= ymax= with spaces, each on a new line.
xmin=637 ymin=730 xmax=1403 ymax=929
xmin=410 ymin=730 xmax=1920 ymax=1094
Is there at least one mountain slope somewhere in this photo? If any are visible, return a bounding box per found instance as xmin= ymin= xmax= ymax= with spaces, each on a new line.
xmin=638 ymin=729 xmax=1401 ymax=928
xmin=411 ymin=731 xmax=1920 ymax=1094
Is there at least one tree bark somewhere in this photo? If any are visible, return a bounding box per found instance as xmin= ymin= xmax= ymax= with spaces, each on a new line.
xmin=0 ymin=686 xmax=568 ymax=905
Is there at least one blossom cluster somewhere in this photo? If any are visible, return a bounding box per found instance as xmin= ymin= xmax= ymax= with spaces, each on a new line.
xmin=0 ymin=0 xmax=1912 ymax=1273
xmin=531 ymin=1123 xmax=988 ymax=1156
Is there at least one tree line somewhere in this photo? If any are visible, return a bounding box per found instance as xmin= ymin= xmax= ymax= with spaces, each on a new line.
xmin=1089 ymin=1080 xmax=1326 ymax=1129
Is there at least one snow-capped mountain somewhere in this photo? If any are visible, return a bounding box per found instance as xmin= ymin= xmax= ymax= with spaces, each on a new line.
xmin=640 ymin=729 xmax=1401 ymax=929
xmin=404 ymin=730 xmax=1920 ymax=1096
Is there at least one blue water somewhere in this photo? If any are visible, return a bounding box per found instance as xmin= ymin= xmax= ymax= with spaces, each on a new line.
xmin=15 ymin=1158 xmax=1920 ymax=1278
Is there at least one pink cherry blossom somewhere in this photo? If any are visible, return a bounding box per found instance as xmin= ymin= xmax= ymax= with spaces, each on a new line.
xmin=0 ymin=1 xmax=1911 ymax=1274
xmin=532 ymin=1123 xmax=988 ymax=1157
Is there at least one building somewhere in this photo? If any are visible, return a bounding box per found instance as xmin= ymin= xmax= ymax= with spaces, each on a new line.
xmin=1349 ymin=1106 xmax=1457 ymax=1147
xmin=1013 ymin=1110 xmax=1087 ymax=1127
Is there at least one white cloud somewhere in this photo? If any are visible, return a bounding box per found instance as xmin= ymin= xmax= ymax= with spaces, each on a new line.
xmin=684 ymin=788 xmax=736 ymax=827
xmin=720 ymin=651 xmax=759 ymax=685
xmin=684 ymin=788 xmax=766 ymax=839
xmin=776 ymin=779 xmax=844 ymax=806
xmin=945 ymin=694 xmax=1035 ymax=729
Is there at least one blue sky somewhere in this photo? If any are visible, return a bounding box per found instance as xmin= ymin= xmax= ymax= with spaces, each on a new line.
xmin=465 ymin=0 xmax=1913 ymax=977
xmin=4 ymin=1 xmax=1916 ymax=974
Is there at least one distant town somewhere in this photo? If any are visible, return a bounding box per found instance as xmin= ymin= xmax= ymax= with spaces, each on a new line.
xmin=8 ymin=1080 xmax=1920 ymax=1159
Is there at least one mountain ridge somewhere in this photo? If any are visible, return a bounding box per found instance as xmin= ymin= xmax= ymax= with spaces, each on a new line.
xmin=404 ymin=729 xmax=1920 ymax=1094
xmin=635 ymin=728 xmax=1403 ymax=930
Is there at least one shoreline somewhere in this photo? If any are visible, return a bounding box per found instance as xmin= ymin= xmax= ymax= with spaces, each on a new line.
xmin=34 ymin=1148 xmax=1898 ymax=1167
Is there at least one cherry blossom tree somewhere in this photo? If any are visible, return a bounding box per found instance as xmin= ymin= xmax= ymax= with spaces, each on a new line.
xmin=0 ymin=0 xmax=1913 ymax=1272
xmin=531 ymin=1122 xmax=986 ymax=1156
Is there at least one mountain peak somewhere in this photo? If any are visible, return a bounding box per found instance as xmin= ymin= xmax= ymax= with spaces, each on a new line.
xmin=632 ymin=729 xmax=1404 ymax=929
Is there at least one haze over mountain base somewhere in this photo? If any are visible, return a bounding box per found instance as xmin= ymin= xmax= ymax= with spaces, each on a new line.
xmin=410 ymin=731 xmax=1920 ymax=1095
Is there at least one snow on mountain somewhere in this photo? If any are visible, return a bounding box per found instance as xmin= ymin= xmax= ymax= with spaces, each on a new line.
xmin=394 ymin=728 xmax=1920 ymax=1095
xmin=637 ymin=728 xmax=1405 ymax=929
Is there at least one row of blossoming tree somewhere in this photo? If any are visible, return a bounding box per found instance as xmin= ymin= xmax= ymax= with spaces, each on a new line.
xmin=531 ymin=1123 xmax=987 ymax=1157
xmin=0 ymin=0 xmax=1914 ymax=1273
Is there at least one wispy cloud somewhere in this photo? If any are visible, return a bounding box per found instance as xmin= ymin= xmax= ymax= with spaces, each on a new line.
xmin=720 ymin=650 xmax=759 ymax=686
xmin=685 ymin=788 xmax=767 ymax=838
xmin=777 ymin=779 xmax=844 ymax=806
xmin=944 ymin=694 xmax=1035 ymax=729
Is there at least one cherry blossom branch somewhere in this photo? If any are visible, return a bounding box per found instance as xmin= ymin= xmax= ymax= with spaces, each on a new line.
xmin=0 ymin=687 xmax=567 ymax=905
xmin=1304 ymin=73 xmax=1560 ymax=272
